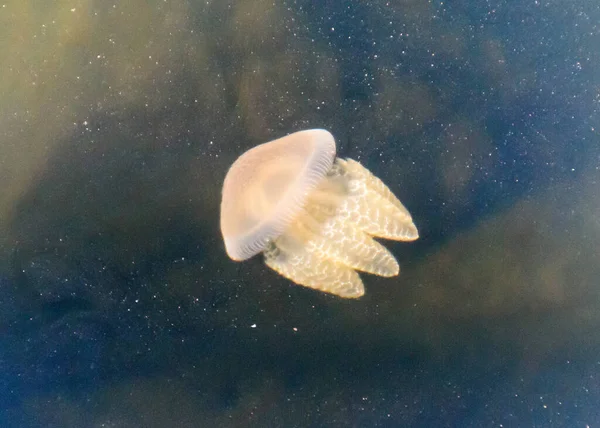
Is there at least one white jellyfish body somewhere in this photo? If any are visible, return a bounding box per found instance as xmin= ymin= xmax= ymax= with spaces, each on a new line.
xmin=220 ymin=129 xmax=418 ymax=298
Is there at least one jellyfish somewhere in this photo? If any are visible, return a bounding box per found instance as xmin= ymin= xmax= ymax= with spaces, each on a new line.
xmin=220 ymin=129 xmax=418 ymax=298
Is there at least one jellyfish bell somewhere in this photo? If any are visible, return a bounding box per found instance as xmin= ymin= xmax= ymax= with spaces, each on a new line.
xmin=220 ymin=129 xmax=418 ymax=298
xmin=220 ymin=129 xmax=336 ymax=261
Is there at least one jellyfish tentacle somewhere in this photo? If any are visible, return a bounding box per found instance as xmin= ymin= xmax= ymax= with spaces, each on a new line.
xmin=264 ymin=241 xmax=365 ymax=298
xmin=338 ymin=159 xmax=419 ymax=241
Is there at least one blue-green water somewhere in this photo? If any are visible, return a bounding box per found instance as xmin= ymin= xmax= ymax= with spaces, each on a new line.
xmin=1 ymin=0 xmax=599 ymax=426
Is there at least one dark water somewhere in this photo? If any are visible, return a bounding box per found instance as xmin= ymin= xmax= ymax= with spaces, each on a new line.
xmin=1 ymin=0 xmax=599 ymax=426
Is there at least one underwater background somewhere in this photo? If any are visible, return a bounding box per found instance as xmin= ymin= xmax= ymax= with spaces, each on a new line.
xmin=1 ymin=0 xmax=600 ymax=426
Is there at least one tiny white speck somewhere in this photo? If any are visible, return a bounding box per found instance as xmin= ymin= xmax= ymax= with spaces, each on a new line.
xmin=250 ymin=324 xmax=256 ymax=328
